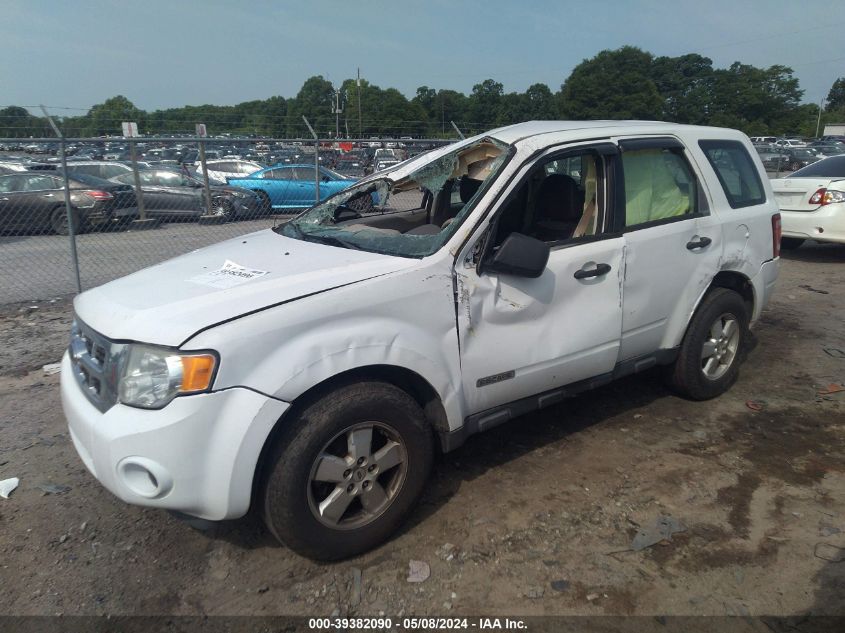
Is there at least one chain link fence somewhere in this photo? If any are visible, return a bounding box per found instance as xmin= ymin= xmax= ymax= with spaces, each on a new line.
xmin=0 ymin=135 xmax=455 ymax=304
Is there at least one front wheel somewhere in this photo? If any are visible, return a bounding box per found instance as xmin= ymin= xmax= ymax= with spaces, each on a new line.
xmin=666 ymin=288 xmax=748 ymax=400
xmin=262 ymin=381 xmax=434 ymax=560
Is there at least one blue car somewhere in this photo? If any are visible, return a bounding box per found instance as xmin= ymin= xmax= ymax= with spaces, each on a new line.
xmin=226 ymin=164 xmax=354 ymax=211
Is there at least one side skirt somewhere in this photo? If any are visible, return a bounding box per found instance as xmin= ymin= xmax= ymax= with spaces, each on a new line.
xmin=439 ymin=348 xmax=678 ymax=452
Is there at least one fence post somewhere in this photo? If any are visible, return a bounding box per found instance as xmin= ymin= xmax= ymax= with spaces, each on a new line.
xmin=302 ymin=115 xmax=320 ymax=204
xmin=197 ymin=137 xmax=214 ymax=216
xmin=39 ymin=105 xmax=82 ymax=294
xmin=128 ymin=139 xmax=150 ymax=224
xmin=450 ymin=120 xmax=465 ymax=140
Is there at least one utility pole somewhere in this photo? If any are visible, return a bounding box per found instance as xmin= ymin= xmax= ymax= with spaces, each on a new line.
xmin=333 ymin=89 xmax=343 ymax=139
xmin=815 ymin=96 xmax=825 ymax=138
xmin=357 ymin=67 xmax=363 ymax=139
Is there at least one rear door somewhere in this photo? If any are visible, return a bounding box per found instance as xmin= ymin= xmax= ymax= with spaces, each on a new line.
xmin=615 ymin=137 xmax=723 ymax=360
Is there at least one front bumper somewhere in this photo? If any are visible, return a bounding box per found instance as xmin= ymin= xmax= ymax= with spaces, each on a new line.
xmin=61 ymin=352 xmax=290 ymax=520
xmin=780 ymin=203 xmax=845 ymax=244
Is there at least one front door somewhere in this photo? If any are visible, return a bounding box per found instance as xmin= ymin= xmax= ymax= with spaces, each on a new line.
xmin=456 ymin=144 xmax=625 ymax=415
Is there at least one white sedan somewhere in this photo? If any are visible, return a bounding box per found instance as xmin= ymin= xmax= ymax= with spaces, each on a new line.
xmin=771 ymin=155 xmax=845 ymax=248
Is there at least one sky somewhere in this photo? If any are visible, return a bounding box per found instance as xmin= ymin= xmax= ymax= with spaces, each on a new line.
xmin=1 ymin=0 xmax=843 ymax=115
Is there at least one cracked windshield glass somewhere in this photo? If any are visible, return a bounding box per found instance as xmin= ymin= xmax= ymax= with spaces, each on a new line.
xmin=276 ymin=138 xmax=510 ymax=257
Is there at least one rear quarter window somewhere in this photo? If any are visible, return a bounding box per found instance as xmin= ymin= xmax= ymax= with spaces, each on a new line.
xmin=698 ymin=140 xmax=765 ymax=209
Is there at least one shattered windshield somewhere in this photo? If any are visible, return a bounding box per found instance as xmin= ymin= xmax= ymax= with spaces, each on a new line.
xmin=275 ymin=138 xmax=511 ymax=258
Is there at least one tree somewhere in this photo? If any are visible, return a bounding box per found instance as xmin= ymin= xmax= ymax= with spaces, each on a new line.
xmin=707 ymin=63 xmax=803 ymax=134
xmin=87 ymin=96 xmax=144 ymax=135
xmin=524 ymin=83 xmax=557 ymax=120
xmin=468 ymin=79 xmax=504 ymax=131
xmin=0 ymin=106 xmax=50 ymax=137
xmin=286 ymin=75 xmax=335 ymax=137
xmin=827 ymin=78 xmax=845 ymax=111
xmin=651 ymin=54 xmax=714 ymax=124
xmin=559 ymin=46 xmax=662 ymax=120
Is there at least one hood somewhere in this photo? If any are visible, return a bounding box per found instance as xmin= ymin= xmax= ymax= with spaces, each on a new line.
xmin=74 ymin=229 xmax=418 ymax=347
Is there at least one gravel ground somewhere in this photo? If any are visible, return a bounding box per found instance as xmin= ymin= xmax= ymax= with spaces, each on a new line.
xmin=0 ymin=242 xmax=843 ymax=618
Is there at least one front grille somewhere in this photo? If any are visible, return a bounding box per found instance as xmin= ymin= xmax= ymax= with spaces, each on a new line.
xmin=69 ymin=319 xmax=121 ymax=412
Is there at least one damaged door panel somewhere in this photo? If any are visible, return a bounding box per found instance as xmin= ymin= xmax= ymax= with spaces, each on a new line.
xmin=456 ymin=238 xmax=625 ymax=414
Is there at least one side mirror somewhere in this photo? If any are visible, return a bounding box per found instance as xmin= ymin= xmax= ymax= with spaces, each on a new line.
xmin=321 ymin=175 xmax=331 ymax=182
xmin=484 ymin=232 xmax=550 ymax=278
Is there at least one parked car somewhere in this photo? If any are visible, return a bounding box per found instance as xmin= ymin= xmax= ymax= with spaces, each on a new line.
xmin=109 ymin=168 xmax=262 ymax=221
xmin=774 ymin=138 xmax=807 ymax=149
xmin=226 ymin=164 xmax=354 ymax=211
xmin=61 ymin=121 xmax=780 ymax=560
xmin=61 ymin=161 xmax=134 ymax=180
xmin=771 ymin=154 xmax=845 ymax=248
xmin=778 ymin=148 xmax=821 ymax=172
xmin=0 ymin=171 xmax=136 ymax=235
xmin=808 ymin=141 xmax=845 ymax=157
xmin=194 ymin=159 xmax=263 ymax=185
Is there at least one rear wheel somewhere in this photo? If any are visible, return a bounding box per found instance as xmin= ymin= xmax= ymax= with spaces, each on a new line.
xmin=49 ymin=206 xmax=80 ymax=236
xmin=262 ymin=381 xmax=434 ymax=560
xmin=666 ymin=288 xmax=748 ymax=400
xmin=780 ymin=237 xmax=805 ymax=250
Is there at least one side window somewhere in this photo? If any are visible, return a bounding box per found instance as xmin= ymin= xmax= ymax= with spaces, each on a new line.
xmin=113 ymin=173 xmax=134 ymax=185
xmin=490 ymin=150 xmax=606 ymax=247
xmin=622 ymin=149 xmax=699 ymax=228
xmin=70 ymin=165 xmax=97 ymax=177
xmin=156 ymin=171 xmax=183 ymax=187
xmin=294 ymin=167 xmax=315 ymax=180
xmin=698 ymin=140 xmax=765 ymax=208
xmin=0 ymin=175 xmax=21 ymax=193
xmin=101 ymin=165 xmax=128 ymax=179
xmin=22 ymin=175 xmax=58 ymax=191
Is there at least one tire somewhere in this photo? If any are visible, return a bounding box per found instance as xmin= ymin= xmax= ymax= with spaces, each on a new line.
xmin=262 ymin=381 xmax=434 ymax=560
xmin=666 ymin=288 xmax=748 ymax=401
xmin=254 ymin=190 xmax=271 ymax=214
xmin=780 ymin=237 xmax=805 ymax=250
xmin=49 ymin=206 xmax=80 ymax=236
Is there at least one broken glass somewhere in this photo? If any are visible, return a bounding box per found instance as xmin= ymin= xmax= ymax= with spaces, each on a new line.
xmin=275 ymin=138 xmax=511 ymax=258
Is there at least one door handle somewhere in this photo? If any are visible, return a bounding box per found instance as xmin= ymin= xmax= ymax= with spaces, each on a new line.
xmin=574 ymin=262 xmax=612 ymax=279
xmin=42 ymin=193 xmax=55 ymax=198
xmin=0 ymin=197 xmax=9 ymax=201
xmin=686 ymin=236 xmax=712 ymax=250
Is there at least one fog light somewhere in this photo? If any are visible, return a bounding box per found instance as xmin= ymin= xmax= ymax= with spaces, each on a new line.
xmin=118 ymin=457 xmax=173 ymax=498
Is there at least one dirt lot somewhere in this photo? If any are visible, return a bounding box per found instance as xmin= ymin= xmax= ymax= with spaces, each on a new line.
xmin=0 ymin=243 xmax=843 ymax=618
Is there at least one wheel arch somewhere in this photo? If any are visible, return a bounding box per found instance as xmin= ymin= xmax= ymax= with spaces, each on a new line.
xmin=709 ymin=270 xmax=755 ymax=321
xmin=250 ymin=364 xmax=448 ymax=510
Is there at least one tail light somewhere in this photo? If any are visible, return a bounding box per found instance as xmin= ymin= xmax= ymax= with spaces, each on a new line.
xmin=809 ymin=188 xmax=845 ymax=206
xmin=83 ymin=190 xmax=113 ymax=201
xmin=772 ymin=213 xmax=782 ymax=258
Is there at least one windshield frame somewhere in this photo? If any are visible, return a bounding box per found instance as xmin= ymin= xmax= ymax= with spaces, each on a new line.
xmin=273 ymin=137 xmax=515 ymax=259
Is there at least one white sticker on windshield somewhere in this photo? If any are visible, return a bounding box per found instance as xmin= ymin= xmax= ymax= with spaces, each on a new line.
xmin=188 ymin=260 xmax=269 ymax=289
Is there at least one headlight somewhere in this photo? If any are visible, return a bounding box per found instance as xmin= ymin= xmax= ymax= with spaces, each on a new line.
xmin=119 ymin=344 xmax=217 ymax=409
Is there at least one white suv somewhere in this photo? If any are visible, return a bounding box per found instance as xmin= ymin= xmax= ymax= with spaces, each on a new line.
xmin=61 ymin=122 xmax=781 ymax=560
